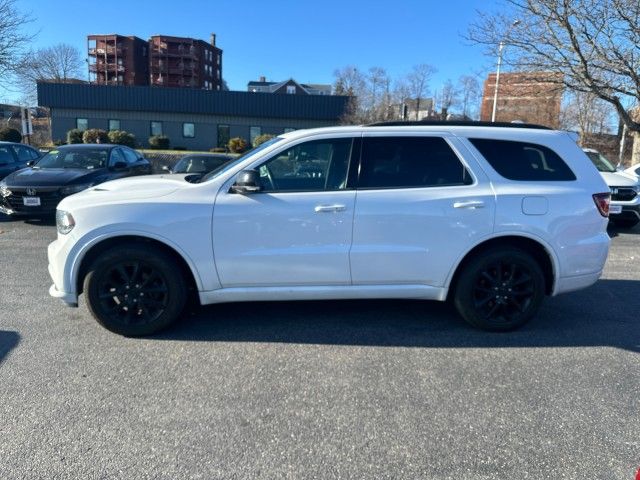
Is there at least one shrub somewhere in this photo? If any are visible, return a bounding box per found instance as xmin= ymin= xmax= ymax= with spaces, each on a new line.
xmin=66 ymin=129 xmax=84 ymax=144
xmin=228 ymin=137 xmax=248 ymax=153
xmin=252 ymin=133 xmax=274 ymax=148
xmin=82 ymin=128 xmax=109 ymax=144
xmin=108 ymin=130 xmax=136 ymax=148
xmin=0 ymin=127 xmax=22 ymax=143
xmin=209 ymin=147 xmax=227 ymax=153
xmin=148 ymin=135 xmax=170 ymax=150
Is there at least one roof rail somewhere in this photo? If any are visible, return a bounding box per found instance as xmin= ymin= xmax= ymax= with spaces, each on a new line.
xmin=366 ymin=120 xmax=552 ymax=130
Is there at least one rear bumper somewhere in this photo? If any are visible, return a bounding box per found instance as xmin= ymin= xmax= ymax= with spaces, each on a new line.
xmin=553 ymin=270 xmax=602 ymax=295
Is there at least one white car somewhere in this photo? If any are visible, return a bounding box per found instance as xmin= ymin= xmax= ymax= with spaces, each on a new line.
xmin=48 ymin=123 xmax=611 ymax=336
xmin=583 ymin=148 xmax=640 ymax=228
xmin=625 ymin=163 xmax=640 ymax=178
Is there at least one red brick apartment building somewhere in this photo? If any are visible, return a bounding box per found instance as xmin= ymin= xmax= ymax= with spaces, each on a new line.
xmin=480 ymin=72 xmax=563 ymax=128
xmin=149 ymin=34 xmax=222 ymax=90
xmin=88 ymin=35 xmax=149 ymax=86
xmin=88 ymin=33 xmax=222 ymax=90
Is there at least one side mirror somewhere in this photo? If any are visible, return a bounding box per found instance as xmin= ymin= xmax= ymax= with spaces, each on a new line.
xmin=161 ymin=165 xmax=170 ymax=172
xmin=231 ymin=170 xmax=261 ymax=194
xmin=110 ymin=161 xmax=127 ymax=171
xmin=26 ymin=160 xmax=36 ymax=167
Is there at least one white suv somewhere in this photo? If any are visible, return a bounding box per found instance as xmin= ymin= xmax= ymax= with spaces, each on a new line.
xmin=48 ymin=122 xmax=611 ymax=336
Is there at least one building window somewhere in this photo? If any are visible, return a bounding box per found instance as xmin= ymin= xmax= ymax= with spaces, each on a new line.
xmin=183 ymin=123 xmax=195 ymax=138
xmin=250 ymin=126 xmax=261 ymax=144
xmin=286 ymin=85 xmax=296 ymax=94
xmin=108 ymin=119 xmax=120 ymax=131
xmin=76 ymin=118 xmax=88 ymax=131
xmin=217 ymin=124 xmax=230 ymax=149
xmin=150 ymin=121 xmax=163 ymax=136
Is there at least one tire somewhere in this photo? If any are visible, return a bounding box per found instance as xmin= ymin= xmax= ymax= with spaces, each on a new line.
xmin=610 ymin=217 xmax=639 ymax=229
xmin=83 ymin=245 xmax=187 ymax=336
xmin=453 ymin=247 xmax=545 ymax=332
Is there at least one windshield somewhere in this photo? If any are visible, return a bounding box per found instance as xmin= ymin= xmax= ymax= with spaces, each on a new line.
xmin=35 ymin=148 xmax=109 ymax=170
xmin=173 ymin=155 xmax=232 ymax=174
xmin=585 ymin=151 xmax=616 ymax=173
xmin=200 ymin=137 xmax=284 ymax=182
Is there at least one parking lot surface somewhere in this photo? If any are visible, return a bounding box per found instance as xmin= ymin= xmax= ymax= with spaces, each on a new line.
xmin=0 ymin=215 xmax=638 ymax=479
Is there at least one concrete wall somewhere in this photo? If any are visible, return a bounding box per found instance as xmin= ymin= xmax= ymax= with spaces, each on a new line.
xmin=51 ymin=108 xmax=336 ymax=151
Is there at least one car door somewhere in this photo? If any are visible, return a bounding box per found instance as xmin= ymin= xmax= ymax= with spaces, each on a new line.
xmin=213 ymin=136 xmax=357 ymax=287
xmin=350 ymin=133 xmax=496 ymax=287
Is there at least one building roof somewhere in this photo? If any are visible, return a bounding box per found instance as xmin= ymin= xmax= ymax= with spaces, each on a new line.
xmin=37 ymin=83 xmax=349 ymax=121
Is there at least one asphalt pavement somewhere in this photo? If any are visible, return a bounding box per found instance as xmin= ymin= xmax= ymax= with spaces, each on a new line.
xmin=0 ymin=214 xmax=638 ymax=479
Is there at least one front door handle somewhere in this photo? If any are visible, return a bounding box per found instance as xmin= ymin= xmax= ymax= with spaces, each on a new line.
xmin=453 ymin=200 xmax=485 ymax=209
xmin=315 ymin=204 xmax=346 ymax=213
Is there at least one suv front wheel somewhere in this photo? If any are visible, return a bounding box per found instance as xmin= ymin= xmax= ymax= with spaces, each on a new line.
xmin=453 ymin=247 xmax=545 ymax=331
xmin=83 ymin=245 xmax=187 ymax=336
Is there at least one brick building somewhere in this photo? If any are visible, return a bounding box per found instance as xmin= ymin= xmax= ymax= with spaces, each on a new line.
xmin=88 ymin=35 xmax=149 ymax=86
xmin=88 ymin=33 xmax=222 ymax=90
xmin=480 ymin=72 xmax=563 ymax=128
xmin=149 ymin=34 xmax=222 ymax=90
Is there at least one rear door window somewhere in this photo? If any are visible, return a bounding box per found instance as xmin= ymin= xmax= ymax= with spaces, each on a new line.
xmin=358 ymin=136 xmax=472 ymax=189
xmin=470 ymin=138 xmax=576 ymax=181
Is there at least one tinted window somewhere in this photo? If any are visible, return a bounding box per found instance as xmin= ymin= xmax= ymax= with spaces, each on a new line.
xmin=36 ymin=148 xmax=108 ymax=169
xmin=359 ymin=136 xmax=471 ymax=189
xmin=257 ymin=138 xmax=352 ymax=192
xmin=0 ymin=146 xmax=14 ymax=165
xmin=109 ymin=149 xmax=125 ymax=166
xmin=470 ymin=138 xmax=576 ymax=181
xmin=121 ymin=148 xmax=139 ymax=164
xmin=13 ymin=145 xmax=39 ymax=161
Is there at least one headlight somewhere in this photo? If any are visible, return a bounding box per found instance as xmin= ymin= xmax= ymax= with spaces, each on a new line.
xmin=0 ymin=181 xmax=10 ymax=197
xmin=60 ymin=183 xmax=93 ymax=196
xmin=56 ymin=210 xmax=75 ymax=235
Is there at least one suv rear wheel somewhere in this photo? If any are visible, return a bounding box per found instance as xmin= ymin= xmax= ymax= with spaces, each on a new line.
xmin=454 ymin=247 xmax=545 ymax=331
xmin=83 ymin=245 xmax=187 ymax=336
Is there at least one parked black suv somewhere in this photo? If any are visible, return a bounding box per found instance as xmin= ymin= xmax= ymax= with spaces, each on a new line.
xmin=0 ymin=142 xmax=42 ymax=180
xmin=0 ymin=144 xmax=151 ymax=216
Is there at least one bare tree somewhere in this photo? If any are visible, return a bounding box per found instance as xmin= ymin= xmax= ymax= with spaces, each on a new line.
xmin=16 ymin=43 xmax=83 ymax=103
xmin=333 ymin=65 xmax=368 ymax=124
xmin=467 ymin=0 xmax=640 ymax=135
xmin=406 ymin=64 xmax=437 ymax=120
xmin=560 ymin=91 xmax=616 ymax=144
xmin=457 ymin=75 xmax=481 ymax=119
xmin=0 ymin=0 xmax=34 ymax=90
xmin=438 ymin=79 xmax=459 ymax=117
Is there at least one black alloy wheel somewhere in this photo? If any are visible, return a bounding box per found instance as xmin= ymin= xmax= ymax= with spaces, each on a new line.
xmin=84 ymin=245 xmax=187 ymax=336
xmin=454 ymin=247 xmax=545 ymax=331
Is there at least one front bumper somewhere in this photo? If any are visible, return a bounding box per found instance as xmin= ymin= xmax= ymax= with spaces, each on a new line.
xmin=48 ymin=238 xmax=79 ymax=307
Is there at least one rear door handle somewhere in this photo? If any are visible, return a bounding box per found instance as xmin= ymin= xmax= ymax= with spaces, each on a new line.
xmin=453 ymin=200 xmax=485 ymax=209
xmin=315 ymin=204 xmax=346 ymax=213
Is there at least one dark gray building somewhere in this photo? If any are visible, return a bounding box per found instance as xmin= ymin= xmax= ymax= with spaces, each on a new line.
xmin=37 ymin=83 xmax=350 ymax=150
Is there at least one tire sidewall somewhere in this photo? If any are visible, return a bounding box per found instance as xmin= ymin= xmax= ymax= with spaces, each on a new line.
xmin=84 ymin=245 xmax=187 ymax=336
xmin=454 ymin=248 xmax=545 ymax=332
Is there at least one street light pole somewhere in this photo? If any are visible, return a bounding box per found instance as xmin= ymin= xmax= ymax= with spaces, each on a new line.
xmin=491 ymin=20 xmax=521 ymax=123
xmin=491 ymin=42 xmax=505 ymax=123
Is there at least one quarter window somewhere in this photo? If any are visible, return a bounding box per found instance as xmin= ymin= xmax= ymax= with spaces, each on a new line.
xmin=359 ymin=136 xmax=472 ymax=189
xmin=183 ymin=123 xmax=195 ymax=138
xmin=470 ymin=138 xmax=576 ymax=181
xmin=257 ymin=138 xmax=353 ymax=192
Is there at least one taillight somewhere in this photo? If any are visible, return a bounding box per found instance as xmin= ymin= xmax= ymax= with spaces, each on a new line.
xmin=593 ymin=193 xmax=610 ymax=217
